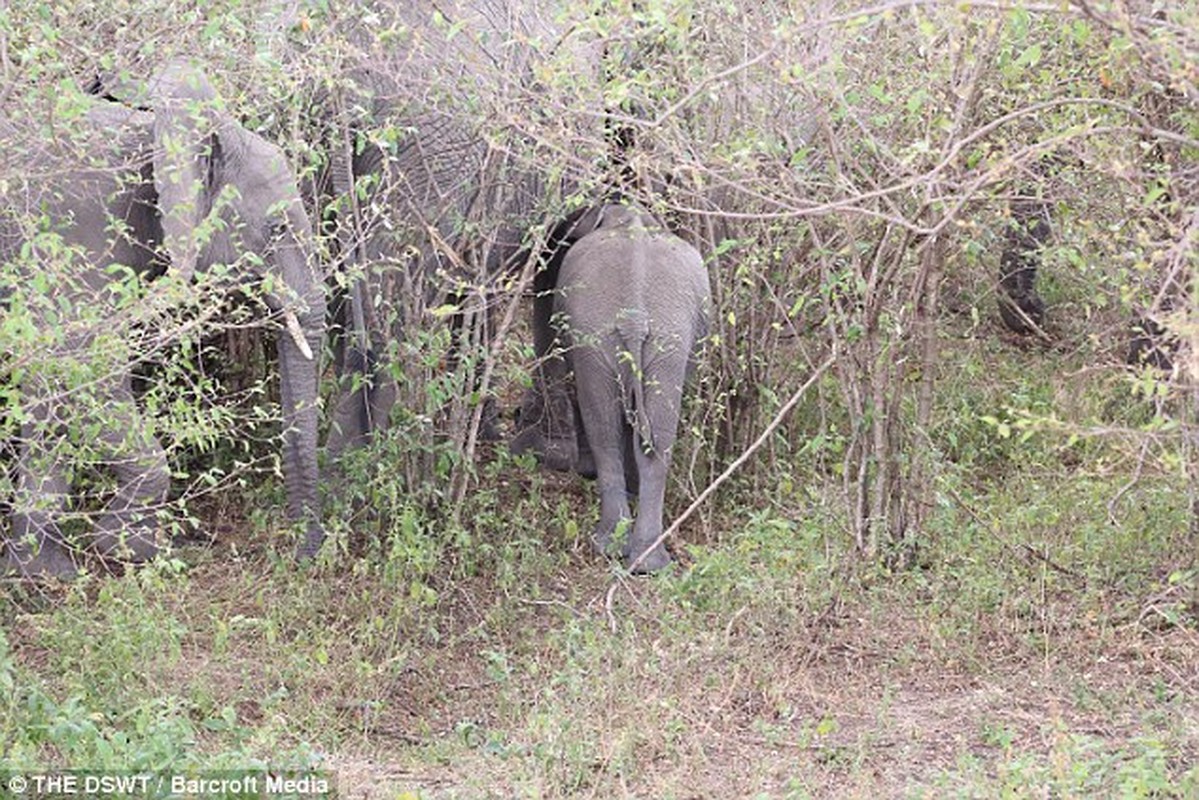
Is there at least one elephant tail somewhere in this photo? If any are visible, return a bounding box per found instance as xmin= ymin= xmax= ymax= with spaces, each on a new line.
xmin=617 ymin=313 xmax=655 ymax=456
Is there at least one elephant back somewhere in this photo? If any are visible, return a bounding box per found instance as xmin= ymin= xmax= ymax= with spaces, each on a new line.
xmin=2 ymin=102 xmax=162 ymax=295
xmin=555 ymin=206 xmax=710 ymax=352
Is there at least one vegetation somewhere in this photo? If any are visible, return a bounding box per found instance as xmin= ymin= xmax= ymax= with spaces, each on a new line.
xmin=2 ymin=0 xmax=1197 ymax=796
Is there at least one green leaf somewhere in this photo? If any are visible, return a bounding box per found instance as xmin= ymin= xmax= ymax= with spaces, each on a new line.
xmin=1144 ymin=184 xmax=1168 ymax=206
xmin=1016 ymin=43 xmax=1043 ymax=69
xmin=429 ymin=303 xmax=461 ymax=319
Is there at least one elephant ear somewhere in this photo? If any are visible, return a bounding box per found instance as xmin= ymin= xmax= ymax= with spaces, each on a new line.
xmin=557 ymin=204 xmax=607 ymax=245
xmin=556 ymin=203 xmax=653 ymax=245
xmin=147 ymin=61 xmax=223 ymax=282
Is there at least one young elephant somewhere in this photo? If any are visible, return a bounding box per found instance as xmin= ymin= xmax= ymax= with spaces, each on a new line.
xmin=552 ymin=205 xmax=710 ymax=572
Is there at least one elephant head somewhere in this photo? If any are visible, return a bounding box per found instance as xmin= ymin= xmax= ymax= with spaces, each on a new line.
xmin=135 ymin=61 xmax=329 ymax=559
xmin=2 ymin=61 xmax=326 ymax=576
xmin=306 ymin=3 xmax=606 ymax=462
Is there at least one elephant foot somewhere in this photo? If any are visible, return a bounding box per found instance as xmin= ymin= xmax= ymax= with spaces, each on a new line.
xmin=575 ymin=448 xmax=597 ymax=480
xmin=592 ymin=517 xmax=633 ymax=561
xmin=92 ymin=527 xmax=162 ymax=562
xmin=477 ymin=397 xmax=503 ymax=443
xmin=2 ymin=540 xmax=79 ymax=580
xmin=592 ymin=531 xmax=616 ymax=558
xmin=625 ymin=542 xmax=672 ymax=575
xmin=295 ymin=523 xmax=326 ymax=562
xmin=542 ymin=437 xmax=580 ymax=474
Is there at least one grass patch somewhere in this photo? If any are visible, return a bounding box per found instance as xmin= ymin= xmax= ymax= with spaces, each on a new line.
xmin=3 ymin=338 xmax=1198 ymax=797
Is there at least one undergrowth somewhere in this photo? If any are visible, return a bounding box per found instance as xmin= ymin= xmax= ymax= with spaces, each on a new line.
xmin=3 ymin=338 xmax=1197 ymax=798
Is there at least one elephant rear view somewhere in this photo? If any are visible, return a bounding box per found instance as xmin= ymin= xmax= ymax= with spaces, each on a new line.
xmin=555 ymin=205 xmax=710 ymax=573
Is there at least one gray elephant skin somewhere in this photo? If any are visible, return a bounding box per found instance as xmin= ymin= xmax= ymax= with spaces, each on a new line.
xmin=514 ymin=205 xmax=710 ymax=572
xmin=305 ymin=1 xmax=600 ymax=456
xmin=0 ymin=63 xmax=326 ymax=577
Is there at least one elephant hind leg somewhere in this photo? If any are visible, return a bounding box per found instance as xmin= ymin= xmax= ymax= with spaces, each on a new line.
xmin=572 ymin=349 xmax=631 ymax=557
xmin=625 ymin=449 xmax=671 ymax=574
xmin=623 ymin=366 xmax=686 ymax=574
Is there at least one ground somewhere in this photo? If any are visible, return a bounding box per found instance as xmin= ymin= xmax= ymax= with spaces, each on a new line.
xmin=3 ymin=351 xmax=1198 ymax=798
xmin=311 ymin=571 xmax=1197 ymax=799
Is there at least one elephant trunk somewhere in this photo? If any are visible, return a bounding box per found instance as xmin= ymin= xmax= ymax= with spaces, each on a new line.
xmin=277 ymin=298 xmax=326 ymax=559
xmin=270 ymin=232 xmax=327 ymax=558
xmin=332 ymin=128 xmax=368 ymax=351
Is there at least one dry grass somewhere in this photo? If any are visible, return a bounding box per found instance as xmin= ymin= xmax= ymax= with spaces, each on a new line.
xmin=63 ymin=510 xmax=1180 ymax=800
xmin=5 ymin=345 xmax=1199 ymax=798
xmin=285 ymin=568 xmax=1196 ymax=798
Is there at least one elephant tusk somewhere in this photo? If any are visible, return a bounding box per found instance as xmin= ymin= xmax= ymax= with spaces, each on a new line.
xmin=282 ymin=308 xmax=314 ymax=361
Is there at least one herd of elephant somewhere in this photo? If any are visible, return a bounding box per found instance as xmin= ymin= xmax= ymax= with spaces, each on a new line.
xmin=0 ymin=60 xmax=712 ymax=579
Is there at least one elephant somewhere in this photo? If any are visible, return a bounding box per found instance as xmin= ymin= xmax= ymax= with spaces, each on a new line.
xmin=509 ymin=204 xmax=611 ymax=477
xmin=994 ymin=169 xmax=1181 ymax=371
xmin=0 ymin=61 xmax=326 ymax=577
xmin=295 ymin=2 xmax=612 ymax=459
xmin=512 ymin=204 xmax=711 ymax=573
